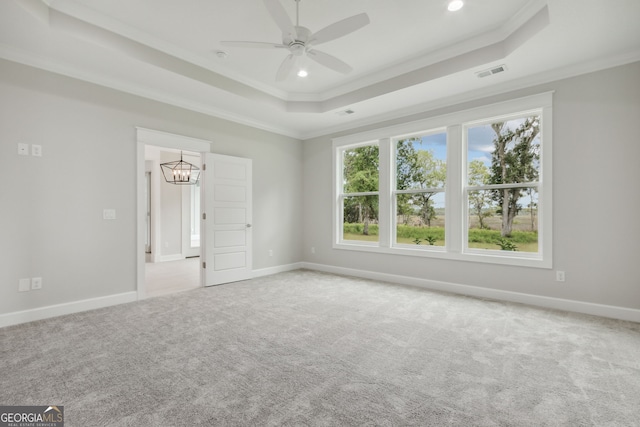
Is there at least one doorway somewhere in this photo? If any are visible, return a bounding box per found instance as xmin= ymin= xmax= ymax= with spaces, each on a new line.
xmin=136 ymin=128 xmax=212 ymax=300
xmin=144 ymin=146 xmax=201 ymax=297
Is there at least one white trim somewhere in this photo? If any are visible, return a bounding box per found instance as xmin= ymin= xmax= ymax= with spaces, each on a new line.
xmin=300 ymin=262 xmax=640 ymax=323
xmin=251 ymin=262 xmax=305 ymax=278
xmin=332 ymin=92 xmax=553 ymax=145
xmin=136 ymin=127 xmax=212 ymax=151
xmin=0 ymin=292 xmax=138 ymax=329
xmin=2 ymin=264 xmax=637 ymax=327
xmin=301 ymin=51 xmax=640 ymax=140
xmin=0 ymin=262 xmax=304 ymax=328
xmin=136 ymin=128 xmax=212 ymax=301
xmin=332 ymin=93 xmax=553 ymax=268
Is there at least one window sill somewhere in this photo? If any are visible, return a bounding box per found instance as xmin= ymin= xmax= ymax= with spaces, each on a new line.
xmin=333 ymin=241 xmax=551 ymax=269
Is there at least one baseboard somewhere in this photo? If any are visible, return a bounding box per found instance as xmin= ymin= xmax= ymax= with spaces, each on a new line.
xmin=252 ymin=262 xmax=305 ymax=278
xmin=300 ymin=262 xmax=640 ymax=323
xmin=0 ymin=292 xmax=138 ymax=328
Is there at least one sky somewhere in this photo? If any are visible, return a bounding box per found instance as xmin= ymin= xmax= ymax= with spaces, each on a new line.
xmin=411 ymin=116 xmax=540 ymax=170
xmin=401 ymin=116 xmax=541 ymax=209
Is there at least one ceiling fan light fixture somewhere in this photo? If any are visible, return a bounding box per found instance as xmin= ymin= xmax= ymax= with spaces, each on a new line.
xmin=297 ymin=69 xmax=308 ymax=77
xmin=220 ymin=0 xmax=369 ymax=81
xmin=448 ymin=0 xmax=464 ymax=12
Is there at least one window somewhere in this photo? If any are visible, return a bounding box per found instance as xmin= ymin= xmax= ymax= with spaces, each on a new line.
xmin=465 ymin=115 xmax=540 ymax=254
xmin=333 ymin=93 xmax=552 ymax=268
xmin=338 ymin=143 xmax=380 ymax=244
xmin=394 ymin=131 xmax=447 ymax=248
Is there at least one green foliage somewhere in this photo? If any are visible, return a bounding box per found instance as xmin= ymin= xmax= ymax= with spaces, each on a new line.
xmin=343 ymin=223 xmax=379 ymax=236
xmin=395 ymin=139 xmax=446 ymax=227
xmin=488 ymin=117 xmax=540 ymax=236
xmin=345 ymin=223 xmax=536 ymax=250
xmin=468 ymin=160 xmax=493 ymax=229
xmin=467 ymin=228 xmax=537 ymax=244
xmin=343 ymin=145 xmax=380 ymax=232
xmin=496 ymin=237 xmax=518 ymax=251
xmin=396 ymin=225 xmax=445 ymax=241
xmin=467 ymin=228 xmax=496 ymax=243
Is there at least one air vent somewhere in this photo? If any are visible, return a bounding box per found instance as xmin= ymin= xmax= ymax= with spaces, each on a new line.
xmin=476 ymin=64 xmax=507 ymax=78
xmin=337 ymin=109 xmax=355 ymax=116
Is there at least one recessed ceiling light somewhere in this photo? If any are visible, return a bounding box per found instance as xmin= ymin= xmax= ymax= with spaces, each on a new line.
xmin=297 ymin=69 xmax=308 ymax=78
xmin=448 ymin=0 xmax=464 ymax=12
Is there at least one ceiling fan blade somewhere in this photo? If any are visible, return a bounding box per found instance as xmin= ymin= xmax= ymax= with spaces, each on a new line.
xmin=310 ymin=13 xmax=370 ymax=45
xmin=276 ymin=54 xmax=296 ymax=81
xmin=307 ymin=49 xmax=353 ymax=74
xmin=263 ymin=0 xmax=297 ymax=39
xmin=220 ymin=41 xmax=287 ymax=49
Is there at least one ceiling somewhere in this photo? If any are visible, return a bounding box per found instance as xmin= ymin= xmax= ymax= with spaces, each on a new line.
xmin=1 ymin=0 xmax=638 ymax=139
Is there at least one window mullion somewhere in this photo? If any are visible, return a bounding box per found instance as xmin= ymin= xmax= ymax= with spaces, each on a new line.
xmin=378 ymin=138 xmax=391 ymax=248
xmin=446 ymin=125 xmax=462 ymax=254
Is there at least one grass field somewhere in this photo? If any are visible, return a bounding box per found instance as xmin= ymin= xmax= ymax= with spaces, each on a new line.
xmin=343 ymin=213 xmax=539 ymax=252
xmin=344 ymin=234 xmax=538 ymax=252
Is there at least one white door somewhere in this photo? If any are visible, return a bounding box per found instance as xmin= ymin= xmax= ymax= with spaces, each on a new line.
xmin=201 ymin=153 xmax=252 ymax=286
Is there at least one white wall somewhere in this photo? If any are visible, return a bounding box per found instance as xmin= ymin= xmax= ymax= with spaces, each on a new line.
xmin=159 ymin=151 xmax=183 ymax=258
xmin=302 ymin=62 xmax=640 ymax=316
xmin=0 ymin=59 xmax=302 ymax=320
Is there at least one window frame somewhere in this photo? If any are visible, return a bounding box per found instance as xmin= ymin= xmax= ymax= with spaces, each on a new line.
xmin=332 ymin=92 xmax=553 ymax=268
xmin=391 ymin=129 xmax=448 ymax=251
xmin=336 ymin=140 xmax=381 ymax=247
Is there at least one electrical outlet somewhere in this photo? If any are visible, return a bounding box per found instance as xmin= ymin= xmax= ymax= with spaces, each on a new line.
xmin=31 ymin=277 xmax=42 ymax=290
xmin=31 ymin=144 xmax=42 ymax=157
xmin=18 ymin=278 xmax=31 ymax=292
xmin=311 ymin=247 xmax=316 ymax=254
xmin=556 ymin=271 xmax=565 ymax=282
xmin=268 ymin=249 xmax=273 ymax=257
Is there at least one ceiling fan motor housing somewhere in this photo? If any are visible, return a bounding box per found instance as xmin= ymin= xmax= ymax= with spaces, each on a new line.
xmin=285 ymin=26 xmax=312 ymax=56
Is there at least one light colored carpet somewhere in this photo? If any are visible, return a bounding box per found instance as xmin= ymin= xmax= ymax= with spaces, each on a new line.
xmin=145 ymin=257 xmax=200 ymax=298
xmin=1 ymin=270 xmax=639 ymax=426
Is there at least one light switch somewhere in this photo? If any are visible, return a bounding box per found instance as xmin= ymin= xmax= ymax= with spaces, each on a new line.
xmin=18 ymin=143 xmax=29 ymax=156
xmin=103 ymin=209 xmax=116 ymax=220
xmin=18 ymin=278 xmax=30 ymax=292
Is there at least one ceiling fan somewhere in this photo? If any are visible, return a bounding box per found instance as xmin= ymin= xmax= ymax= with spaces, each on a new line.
xmin=221 ymin=0 xmax=370 ymax=81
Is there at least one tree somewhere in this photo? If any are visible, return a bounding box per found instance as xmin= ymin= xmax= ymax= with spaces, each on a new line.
xmin=468 ymin=159 xmax=492 ymax=229
xmin=395 ymin=139 xmax=446 ymax=227
xmin=343 ymin=145 xmax=379 ymax=235
xmin=412 ymin=150 xmax=446 ymax=227
xmin=489 ymin=117 xmax=540 ymax=237
xmin=396 ymin=139 xmax=420 ymax=224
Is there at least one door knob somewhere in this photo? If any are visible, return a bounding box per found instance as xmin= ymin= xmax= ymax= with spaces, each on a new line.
xmin=246 ymin=224 xmax=252 ymax=228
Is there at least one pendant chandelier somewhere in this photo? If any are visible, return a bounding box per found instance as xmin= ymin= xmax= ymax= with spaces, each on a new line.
xmin=160 ymin=151 xmax=200 ymax=185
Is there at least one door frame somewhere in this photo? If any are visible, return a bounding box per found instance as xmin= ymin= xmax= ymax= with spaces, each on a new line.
xmin=136 ymin=127 xmax=212 ymax=300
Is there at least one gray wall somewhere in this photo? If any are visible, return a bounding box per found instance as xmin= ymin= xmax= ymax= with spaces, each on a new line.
xmin=159 ymin=151 xmax=183 ymax=257
xmin=1 ymin=57 xmax=638 ymax=319
xmin=0 ymin=59 xmax=302 ymax=315
xmin=302 ymin=62 xmax=640 ymax=310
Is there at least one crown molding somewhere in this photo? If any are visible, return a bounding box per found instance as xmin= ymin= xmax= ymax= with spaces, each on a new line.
xmin=31 ymin=0 xmax=550 ymax=106
xmin=0 ymin=44 xmax=302 ymax=139
xmin=299 ymin=51 xmax=640 ymax=140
